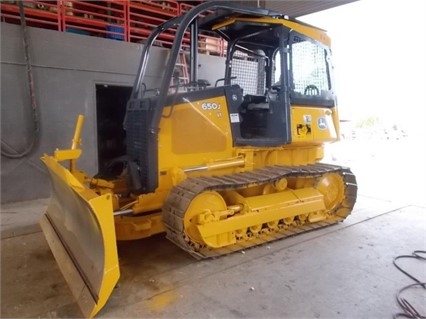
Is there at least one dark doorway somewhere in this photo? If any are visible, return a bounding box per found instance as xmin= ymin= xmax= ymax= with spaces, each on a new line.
xmin=95 ymin=84 xmax=132 ymax=178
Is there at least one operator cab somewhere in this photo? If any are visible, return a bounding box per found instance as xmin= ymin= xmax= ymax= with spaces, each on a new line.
xmin=209 ymin=17 xmax=336 ymax=146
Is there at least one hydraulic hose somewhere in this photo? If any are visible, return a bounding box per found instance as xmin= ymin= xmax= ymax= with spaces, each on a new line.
xmin=1 ymin=1 xmax=40 ymax=159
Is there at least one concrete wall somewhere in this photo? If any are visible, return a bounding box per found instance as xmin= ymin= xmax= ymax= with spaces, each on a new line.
xmin=1 ymin=23 xmax=225 ymax=203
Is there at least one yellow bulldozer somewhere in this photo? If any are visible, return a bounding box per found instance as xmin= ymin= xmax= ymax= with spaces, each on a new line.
xmin=40 ymin=2 xmax=357 ymax=317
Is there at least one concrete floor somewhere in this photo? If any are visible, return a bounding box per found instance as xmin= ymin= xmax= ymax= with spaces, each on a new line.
xmin=2 ymin=139 xmax=426 ymax=318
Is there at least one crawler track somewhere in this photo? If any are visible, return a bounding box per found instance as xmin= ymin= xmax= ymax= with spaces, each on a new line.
xmin=162 ymin=163 xmax=357 ymax=259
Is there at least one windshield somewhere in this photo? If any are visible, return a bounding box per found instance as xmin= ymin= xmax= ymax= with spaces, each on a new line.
xmin=289 ymin=34 xmax=335 ymax=106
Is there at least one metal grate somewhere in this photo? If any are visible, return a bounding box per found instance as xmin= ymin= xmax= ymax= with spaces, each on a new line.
xmin=291 ymin=36 xmax=330 ymax=95
xmin=231 ymin=50 xmax=266 ymax=95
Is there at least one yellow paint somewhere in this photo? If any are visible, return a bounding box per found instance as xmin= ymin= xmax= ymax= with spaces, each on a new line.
xmin=195 ymin=187 xmax=325 ymax=248
xmin=71 ymin=114 xmax=84 ymax=150
xmin=40 ymin=155 xmax=120 ymax=319
xmin=146 ymin=290 xmax=178 ymax=313
xmin=184 ymin=191 xmax=227 ymax=245
xmin=212 ymin=16 xmax=331 ymax=46
xmin=159 ymin=95 xmax=233 ymax=168
xmin=53 ymin=149 xmax=82 ymax=161
xmin=70 ymin=114 xmax=84 ymax=172
xmin=115 ymin=213 xmax=166 ymax=241
xmin=167 ymin=96 xmax=231 ymax=155
xmin=291 ymin=106 xmax=339 ymax=144
xmin=316 ymin=173 xmax=345 ymax=211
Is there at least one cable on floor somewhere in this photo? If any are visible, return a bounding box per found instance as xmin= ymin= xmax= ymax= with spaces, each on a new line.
xmin=393 ymin=250 xmax=426 ymax=319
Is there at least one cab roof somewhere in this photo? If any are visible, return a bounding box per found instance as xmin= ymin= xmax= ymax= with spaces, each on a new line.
xmin=199 ymin=9 xmax=330 ymax=46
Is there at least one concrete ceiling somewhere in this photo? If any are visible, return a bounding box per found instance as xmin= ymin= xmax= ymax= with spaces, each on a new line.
xmin=264 ymin=0 xmax=359 ymax=17
xmin=225 ymin=0 xmax=359 ymax=17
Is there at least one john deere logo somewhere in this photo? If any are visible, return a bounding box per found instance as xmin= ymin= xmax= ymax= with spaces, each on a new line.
xmin=317 ymin=117 xmax=327 ymax=130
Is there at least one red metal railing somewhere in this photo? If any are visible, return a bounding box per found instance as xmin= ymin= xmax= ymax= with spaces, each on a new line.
xmin=0 ymin=0 xmax=226 ymax=55
xmin=127 ymin=0 xmax=179 ymax=46
xmin=62 ymin=1 xmax=127 ymax=41
xmin=1 ymin=1 xmax=61 ymax=31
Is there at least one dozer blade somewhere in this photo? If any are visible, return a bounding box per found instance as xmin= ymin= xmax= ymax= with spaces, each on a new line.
xmin=40 ymin=155 xmax=119 ymax=318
